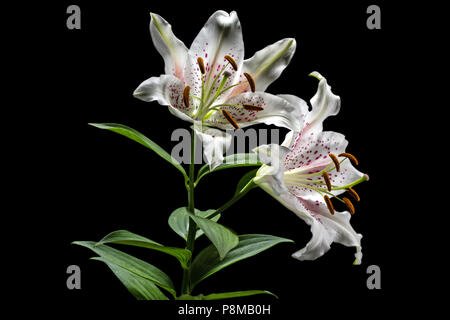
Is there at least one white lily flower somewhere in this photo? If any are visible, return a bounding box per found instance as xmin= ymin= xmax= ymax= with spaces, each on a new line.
xmin=133 ymin=10 xmax=302 ymax=169
xmin=253 ymin=72 xmax=368 ymax=264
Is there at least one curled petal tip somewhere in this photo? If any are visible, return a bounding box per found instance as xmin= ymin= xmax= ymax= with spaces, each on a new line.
xmin=309 ymin=71 xmax=324 ymax=81
xmin=363 ymin=174 xmax=370 ymax=181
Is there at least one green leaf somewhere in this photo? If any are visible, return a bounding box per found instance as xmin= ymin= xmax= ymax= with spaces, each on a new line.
xmin=89 ymin=123 xmax=187 ymax=180
xmin=203 ymin=290 xmax=277 ymax=300
xmin=176 ymin=290 xmax=277 ymax=300
xmin=95 ymin=230 xmax=192 ymax=269
xmin=234 ymin=168 xmax=259 ymax=195
xmin=190 ymin=234 xmax=293 ymax=287
xmin=91 ymin=257 xmax=168 ymax=300
xmin=197 ymin=153 xmax=261 ymax=182
xmin=189 ymin=214 xmax=239 ymax=260
xmin=72 ymin=241 xmax=176 ymax=297
xmin=168 ymin=207 xmax=220 ymax=241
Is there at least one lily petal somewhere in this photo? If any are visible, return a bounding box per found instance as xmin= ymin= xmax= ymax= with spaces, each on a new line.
xmin=256 ymin=182 xmax=362 ymax=262
xmin=207 ymin=92 xmax=307 ymax=131
xmin=184 ymin=11 xmax=244 ymax=101
xmin=291 ymin=196 xmax=362 ymax=262
xmin=231 ymin=38 xmax=297 ymax=96
xmin=133 ymin=75 xmax=193 ymax=122
xmin=306 ymin=72 xmax=341 ymax=133
xmin=253 ymin=144 xmax=290 ymax=195
xmin=193 ymin=125 xmax=232 ymax=171
xmin=149 ymin=13 xmax=188 ymax=79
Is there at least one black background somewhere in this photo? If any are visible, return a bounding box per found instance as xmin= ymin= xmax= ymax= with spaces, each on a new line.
xmin=21 ymin=0 xmax=427 ymax=316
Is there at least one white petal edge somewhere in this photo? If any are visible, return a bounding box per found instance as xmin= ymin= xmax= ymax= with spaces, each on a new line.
xmin=133 ymin=74 xmax=193 ymax=123
xmin=150 ymin=13 xmax=188 ymax=79
xmin=242 ymin=38 xmax=297 ymax=93
xmin=306 ymin=72 xmax=341 ymax=133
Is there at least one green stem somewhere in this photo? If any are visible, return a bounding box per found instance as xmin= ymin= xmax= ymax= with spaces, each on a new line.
xmin=181 ymin=129 xmax=197 ymax=295
xmin=205 ymin=179 xmax=256 ymax=220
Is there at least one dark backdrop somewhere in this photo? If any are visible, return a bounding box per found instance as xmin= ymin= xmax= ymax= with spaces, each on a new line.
xmin=29 ymin=0 xmax=416 ymax=316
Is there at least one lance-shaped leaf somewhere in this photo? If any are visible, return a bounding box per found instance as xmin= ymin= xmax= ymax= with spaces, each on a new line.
xmin=168 ymin=207 xmax=220 ymax=241
xmin=197 ymin=153 xmax=262 ymax=182
xmin=95 ymin=230 xmax=192 ymax=269
xmin=91 ymin=257 xmax=169 ymax=300
xmin=72 ymin=241 xmax=176 ymax=297
xmin=189 ymin=214 xmax=239 ymax=260
xmin=177 ymin=290 xmax=277 ymax=300
xmin=190 ymin=234 xmax=293 ymax=287
xmin=203 ymin=290 xmax=277 ymax=300
xmin=89 ymin=123 xmax=188 ymax=180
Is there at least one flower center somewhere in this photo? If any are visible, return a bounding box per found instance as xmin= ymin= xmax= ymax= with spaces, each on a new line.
xmin=183 ymin=55 xmax=261 ymax=128
xmin=283 ymin=152 xmax=369 ymax=215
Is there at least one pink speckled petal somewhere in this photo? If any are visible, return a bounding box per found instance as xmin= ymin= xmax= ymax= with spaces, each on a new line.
xmin=133 ymin=75 xmax=194 ymax=122
xmin=291 ymin=196 xmax=362 ymax=262
xmin=184 ymin=11 xmax=244 ymax=101
xmin=150 ymin=13 xmax=188 ymax=79
xmin=284 ymin=131 xmax=363 ymax=200
xmin=206 ymin=92 xmax=306 ymax=131
xmin=257 ymin=180 xmax=362 ymax=262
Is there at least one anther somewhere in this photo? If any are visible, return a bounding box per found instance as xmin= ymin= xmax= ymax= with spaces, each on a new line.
xmin=324 ymin=195 xmax=335 ymax=215
xmin=183 ymin=86 xmax=190 ymax=108
xmin=322 ymin=171 xmax=332 ymax=191
xmin=343 ymin=197 xmax=355 ymax=214
xmin=224 ymin=55 xmax=238 ymax=71
xmin=223 ymin=71 xmax=232 ymax=79
xmin=197 ymin=57 xmax=206 ymax=74
xmin=329 ymin=153 xmax=340 ymax=172
xmin=338 ymin=152 xmax=359 ymax=166
xmin=347 ymin=187 xmax=360 ymax=202
xmin=222 ymin=110 xmax=239 ymax=129
xmin=243 ymin=104 xmax=264 ymax=111
xmin=243 ymin=72 xmax=256 ymax=92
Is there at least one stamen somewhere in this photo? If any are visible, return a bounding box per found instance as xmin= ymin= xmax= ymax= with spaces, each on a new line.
xmin=329 ymin=153 xmax=340 ymax=172
xmin=224 ymin=55 xmax=238 ymax=71
xmin=243 ymin=72 xmax=256 ymax=92
xmin=183 ymin=86 xmax=191 ymax=108
xmin=347 ymin=187 xmax=360 ymax=202
xmin=343 ymin=197 xmax=355 ymax=214
xmin=324 ymin=195 xmax=335 ymax=215
xmin=222 ymin=110 xmax=239 ymax=129
xmin=322 ymin=171 xmax=332 ymax=191
xmin=197 ymin=57 xmax=206 ymax=74
xmin=243 ymin=104 xmax=264 ymax=111
xmin=339 ymin=152 xmax=359 ymax=166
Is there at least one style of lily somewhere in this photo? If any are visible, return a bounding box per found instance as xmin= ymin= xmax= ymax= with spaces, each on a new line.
xmin=133 ymin=10 xmax=302 ymax=169
xmin=253 ymin=72 xmax=368 ymax=264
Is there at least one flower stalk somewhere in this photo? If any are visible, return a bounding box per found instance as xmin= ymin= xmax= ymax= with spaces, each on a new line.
xmin=181 ymin=129 xmax=197 ymax=294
